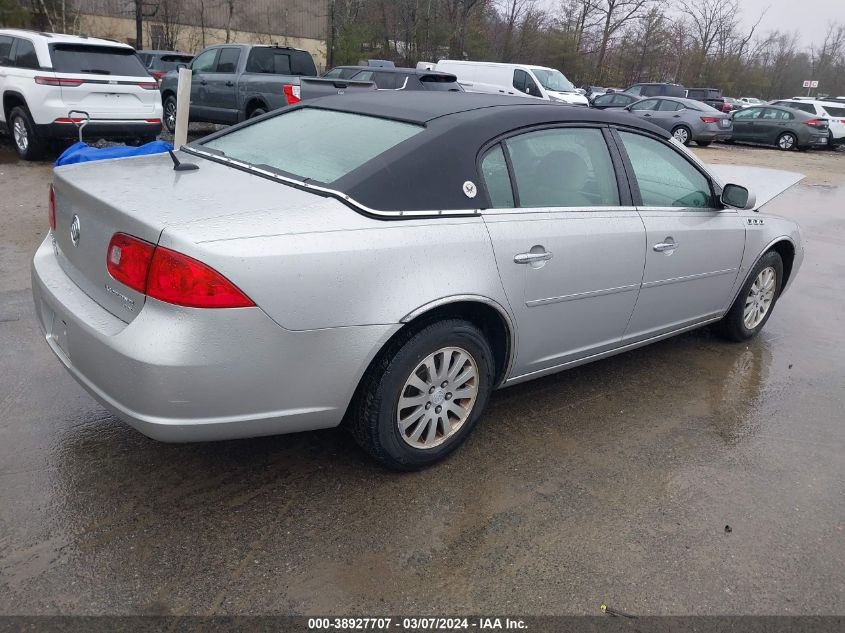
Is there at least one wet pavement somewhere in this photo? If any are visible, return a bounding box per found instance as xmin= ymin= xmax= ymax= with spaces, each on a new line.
xmin=0 ymin=139 xmax=844 ymax=615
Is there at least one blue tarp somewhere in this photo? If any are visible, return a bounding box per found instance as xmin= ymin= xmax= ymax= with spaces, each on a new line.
xmin=55 ymin=140 xmax=173 ymax=166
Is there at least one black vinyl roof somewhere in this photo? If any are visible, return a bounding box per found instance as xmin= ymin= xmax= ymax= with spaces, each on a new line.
xmin=304 ymin=92 xmax=669 ymax=212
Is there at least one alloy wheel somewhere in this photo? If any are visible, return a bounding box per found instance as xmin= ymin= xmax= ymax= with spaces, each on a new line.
xmin=743 ymin=266 xmax=776 ymax=329
xmin=12 ymin=117 xmax=28 ymax=153
xmin=396 ymin=346 xmax=479 ymax=449
xmin=165 ymin=101 xmax=177 ymax=130
xmin=778 ymin=133 xmax=795 ymax=150
xmin=673 ymin=127 xmax=690 ymax=144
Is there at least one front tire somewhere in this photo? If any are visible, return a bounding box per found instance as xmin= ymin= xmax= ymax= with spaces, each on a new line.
xmin=9 ymin=106 xmax=45 ymax=160
xmin=714 ymin=251 xmax=783 ymax=342
xmin=347 ymin=319 xmax=495 ymax=470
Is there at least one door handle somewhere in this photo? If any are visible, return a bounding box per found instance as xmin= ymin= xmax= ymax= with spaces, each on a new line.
xmin=225 ymin=81 xmax=234 ymax=87
xmin=514 ymin=251 xmax=553 ymax=264
xmin=653 ymin=240 xmax=677 ymax=253
xmin=199 ymin=79 xmax=207 ymax=85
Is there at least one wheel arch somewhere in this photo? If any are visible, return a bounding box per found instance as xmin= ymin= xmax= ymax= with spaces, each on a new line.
xmin=2 ymin=90 xmax=28 ymax=120
xmin=767 ymin=238 xmax=795 ymax=291
xmin=244 ymin=97 xmax=269 ymax=118
xmin=161 ymin=89 xmax=176 ymax=104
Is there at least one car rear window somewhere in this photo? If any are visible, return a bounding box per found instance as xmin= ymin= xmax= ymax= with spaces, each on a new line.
xmin=153 ymin=54 xmax=193 ymax=71
xmin=822 ymin=105 xmax=845 ymax=117
xmin=49 ymin=44 xmax=148 ymax=76
xmin=245 ymin=47 xmax=317 ymax=76
xmin=420 ymin=74 xmax=462 ymax=91
xmin=202 ymin=108 xmax=422 ymax=183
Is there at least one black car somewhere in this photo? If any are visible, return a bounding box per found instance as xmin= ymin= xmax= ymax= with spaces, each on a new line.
xmin=730 ymin=105 xmax=829 ymax=151
xmin=137 ymin=49 xmax=194 ymax=81
xmin=349 ymin=67 xmax=463 ymax=92
xmin=686 ymin=87 xmax=735 ymax=113
xmin=590 ymin=92 xmax=639 ymax=109
xmin=624 ymin=82 xmax=686 ymax=98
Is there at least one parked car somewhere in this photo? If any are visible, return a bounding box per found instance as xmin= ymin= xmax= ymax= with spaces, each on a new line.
xmin=323 ymin=65 xmax=368 ymax=79
xmin=624 ymin=96 xmax=732 ymax=146
xmin=624 ymin=82 xmax=686 ymax=98
xmin=348 ymin=67 xmax=463 ymax=92
xmin=282 ymin=76 xmax=376 ymax=103
xmin=159 ymin=43 xmax=318 ymax=132
xmin=768 ymin=98 xmax=845 ymax=147
xmin=723 ymin=97 xmax=745 ymax=110
xmin=33 ymin=92 xmax=803 ymax=468
xmin=582 ymin=85 xmax=606 ymax=100
xmin=0 ymin=29 xmax=162 ymax=160
xmin=590 ymin=92 xmax=639 ymax=109
xmin=729 ymin=104 xmax=829 ymax=150
xmin=685 ymin=87 xmax=735 ymax=113
xmin=433 ymin=60 xmax=589 ymax=105
xmin=137 ymin=49 xmax=194 ymax=81
xmin=739 ymin=97 xmax=764 ymax=106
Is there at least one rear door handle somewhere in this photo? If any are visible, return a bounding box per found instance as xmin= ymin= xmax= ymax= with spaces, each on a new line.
xmin=653 ymin=240 xmax=677 ymax=253
xmin=514 ymin=251 xmax=553 ymax=264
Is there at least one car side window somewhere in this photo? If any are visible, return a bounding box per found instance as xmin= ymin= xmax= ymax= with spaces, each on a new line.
xmin=761 ymin=108 xmax=788 ymax=120
xmin=613 ymin=94 xmax=632 ymax=106
xmin=594 ymin=94 xmax=612 ymax=105
xmin=374 ymin=72 xmax=400 ymax=89
xmin=13 ymin=39 xmax=39 ymax=70
xmin=504 ymin=127 xmax=620 ymax=208
xmin=480 ymin=144 xmax=515 ymax=208
xmin=733 ymin=107 xmax=762 ymax=120
xmin=191 ymin=48 xmax=217 ymax=73
xmin=512 ymin=69 xmax=527 ymax=93
xmin=630 ymin=99 xmax=659 ymax=111
xmin=619 ymin=131 xmax=714 ymax=209
xmin=658 ymin=100 xmax=682 ymax=112
xmin=215 ymin=47 xmax=240 ymax=73
xmin=0 ymin=35 xmax=12 ymax=65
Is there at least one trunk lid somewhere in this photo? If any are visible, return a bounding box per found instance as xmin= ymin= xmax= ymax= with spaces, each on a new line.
xmin=50 ymin=151 xmax=370 ymax=322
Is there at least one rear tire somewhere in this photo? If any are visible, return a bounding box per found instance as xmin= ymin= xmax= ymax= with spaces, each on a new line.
xmin=248 ymin=107 xmax=267 ymax=119
xmin=714 ymin=251 xmax=783 ymax=342
xmin=696 ymin=140 xmax=712 ymax=147
xmin=163 ymin=95 xmax=178 ymax=133
xmin=9 ymin=106 xmax=45 ymax=161
xmin=672 ymin=125 xmax=692 ymax=146
xmin=777 ymin=132 xmax=797 ymax=151
xmin=346 ymin=319 xmax=495 ymax=470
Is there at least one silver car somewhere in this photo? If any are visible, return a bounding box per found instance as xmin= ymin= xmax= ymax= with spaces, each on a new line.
xmin=32 ymin=93 xmax=803 ymax=469
xmin=624 ymin=96 xmax=733 ymax=146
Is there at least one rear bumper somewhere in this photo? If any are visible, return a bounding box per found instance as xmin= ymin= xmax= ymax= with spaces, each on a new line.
xmin=31 ymin=237 xmax=399 ymax=442
xmin=37 ymin=120 xmax=163 ymax=140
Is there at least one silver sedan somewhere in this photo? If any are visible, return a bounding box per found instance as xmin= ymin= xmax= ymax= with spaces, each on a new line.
xmin=32 ymin=92 xmax=802 ymax=469
xmin=624 ymin=96 xmax=733 ymax=146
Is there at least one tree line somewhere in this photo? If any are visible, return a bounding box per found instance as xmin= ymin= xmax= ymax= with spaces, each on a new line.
xmin=329 ymin=0 xmax=845 ymax=99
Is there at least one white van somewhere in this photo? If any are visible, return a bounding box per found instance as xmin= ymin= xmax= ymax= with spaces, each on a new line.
xmin=433 ymin=60 xmax=588 ymax=106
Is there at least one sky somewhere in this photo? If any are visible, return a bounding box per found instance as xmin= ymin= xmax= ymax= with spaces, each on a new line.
xmin=539 ymin=0 xmax=845 ymax=49
xmin=736 ymin=0 xmax=845 ymax=48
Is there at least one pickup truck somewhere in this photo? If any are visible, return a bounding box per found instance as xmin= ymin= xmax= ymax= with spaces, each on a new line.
xmin=685 ymin=87 xmax=735 ymax=113
xmin=159 ymin=43 xmax=317 ymax=132
xmin=283 ymin=77 xmax=377 ymax=104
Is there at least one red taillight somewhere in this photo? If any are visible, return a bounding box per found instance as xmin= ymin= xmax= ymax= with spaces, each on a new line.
xmin=283 ymin=84 xmax=301 ymax=105
xmin=137 ymin=81 xmax=158 ymax=90
xmin=803 ymin=118 xmax=825 ymax=127
xmin=150 ymin=70 xmax=165 ymax=80
xmin=700 ymin=116 xmax=721 ymax=123
xmin=107 ymin=233 xmax=156 ymax=293
xmin=48 ymin=184 xmax=56 ymax=231
xmin=145 ymin=118 xmax=162 ymax=123
xmin=35 ymin=76 xmax=84 ymax=87
xmin=106 ymin=233 xmax=254 ymax=308
xmin=53 ymin=117 xmax=87 ymax=123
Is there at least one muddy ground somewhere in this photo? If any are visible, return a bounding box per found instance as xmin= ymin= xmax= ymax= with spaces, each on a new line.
xmin=0 ymin=133 xmax=843 ymax=616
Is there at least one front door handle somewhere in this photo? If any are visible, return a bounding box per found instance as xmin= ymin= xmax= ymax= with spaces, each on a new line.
xmin=653 ymin=239 xmax=677 ymax=253
xmin=514 ymin=251 xmax=553 ymax=264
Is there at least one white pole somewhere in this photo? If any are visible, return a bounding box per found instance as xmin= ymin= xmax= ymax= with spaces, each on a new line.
xmin=174 ymin=67 xmax=192 ymax=149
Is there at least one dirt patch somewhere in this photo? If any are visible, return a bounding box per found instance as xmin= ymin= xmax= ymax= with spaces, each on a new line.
xmin=691 ymin=142 xmax=845 ymax=187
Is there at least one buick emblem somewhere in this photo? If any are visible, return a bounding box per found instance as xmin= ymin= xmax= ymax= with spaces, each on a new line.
xmin=70 ymin=215 xmax=81 ymax=247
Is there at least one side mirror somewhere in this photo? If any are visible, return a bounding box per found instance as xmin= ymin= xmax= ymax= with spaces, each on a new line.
xmin=721 ymin=183 xmax=756 ymax=210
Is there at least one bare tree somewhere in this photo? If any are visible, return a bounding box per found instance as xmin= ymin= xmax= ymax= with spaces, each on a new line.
xmin=588 ymin=0 xmax=655 ymax=83
xmin=498 ymin=0 xmax=537 ymax=61
xmin=445 ymin=0 xmax=483 ymax=58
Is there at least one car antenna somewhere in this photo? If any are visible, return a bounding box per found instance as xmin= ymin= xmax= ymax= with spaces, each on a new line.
xmin=168 ymin=149 xmax=199 ymax=171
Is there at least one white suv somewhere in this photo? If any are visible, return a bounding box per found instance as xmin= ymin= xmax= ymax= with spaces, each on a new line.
xmin=769 ymin=97 xmax=845 ymax=147
xmin=0 ymin=29 xmax=163 ymax=160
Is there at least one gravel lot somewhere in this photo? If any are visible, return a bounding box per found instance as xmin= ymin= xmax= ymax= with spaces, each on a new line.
xmin=0 ymin=132 xmax=843 ymax=616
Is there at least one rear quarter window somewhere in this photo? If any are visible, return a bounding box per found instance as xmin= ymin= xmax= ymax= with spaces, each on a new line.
xmin=822 ymin=105 xmax=845 ymax=117
xmin=202 ymin=108 xmax=422 ymax=183
xmin=49 ymin=44 xmax=148 ymax=76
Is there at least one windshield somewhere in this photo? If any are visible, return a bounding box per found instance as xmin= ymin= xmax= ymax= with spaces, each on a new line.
xmin=531 ymin=69 xmax=575 ymax=93
xmin=49 ymin=44 xmax=148 ymax=76
xmin=202 ymin=108 xmax=422 ymax=183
